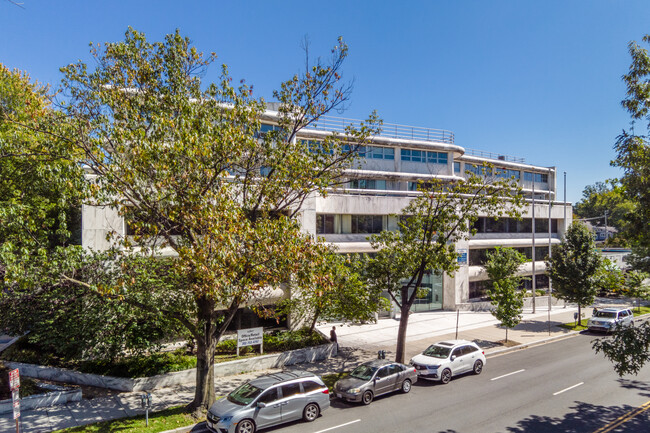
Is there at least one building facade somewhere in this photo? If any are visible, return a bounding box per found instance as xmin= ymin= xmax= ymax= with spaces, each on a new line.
xmin=82 ymin=111 xmax=572 ymax=316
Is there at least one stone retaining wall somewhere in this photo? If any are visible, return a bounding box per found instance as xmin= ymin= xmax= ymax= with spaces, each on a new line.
xmin=6 ymin=343 xmax=337 ymax=392
xmin=0 ymin=389 xmax=82 ymax=414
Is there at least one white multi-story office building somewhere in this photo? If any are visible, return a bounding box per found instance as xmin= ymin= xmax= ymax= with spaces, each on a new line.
xmin=82 ymin=111 xmax=572 ymax=317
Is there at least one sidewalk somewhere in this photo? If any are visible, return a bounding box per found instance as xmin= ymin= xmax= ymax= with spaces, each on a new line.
xmin=0 ymin=303 xmax=626 ymax=433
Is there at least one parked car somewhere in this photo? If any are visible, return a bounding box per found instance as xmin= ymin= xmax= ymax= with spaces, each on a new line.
xmin=206 ymin=370 xmax=330 ymax=433
xmin=409 ymin=340 xmax=486 ymax=384
xmin=333 ymin=359 xmax=417 ymax=405
xmin=587 ymin=307 xmax=634 ymax=333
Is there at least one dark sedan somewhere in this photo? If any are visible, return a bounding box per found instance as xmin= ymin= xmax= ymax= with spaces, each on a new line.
xmin=333 ymin=359 xmax=418 ymax=405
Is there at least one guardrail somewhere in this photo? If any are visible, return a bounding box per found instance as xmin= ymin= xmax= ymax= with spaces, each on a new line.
xmin=310 ymin=115 xmax=455 ymax=144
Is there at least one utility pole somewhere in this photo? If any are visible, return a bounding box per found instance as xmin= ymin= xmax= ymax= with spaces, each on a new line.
xmin=532 ymin=178 xmax=536 ymax=314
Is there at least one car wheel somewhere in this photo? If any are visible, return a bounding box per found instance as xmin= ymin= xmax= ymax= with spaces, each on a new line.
xmin=440 ymin=368 xmax=452 ymax=384
xmin=362 ymin=390 xmax=374 ymax=405
xmin=236 ymin=419 xmax=256 ymax=433
xmin=303 ymin=403 xmax=320 ymax=422
xmin=401 ymin=379 xmax=412 ymax=393
xmin=473 ymin=360 xmax=483 ymax=375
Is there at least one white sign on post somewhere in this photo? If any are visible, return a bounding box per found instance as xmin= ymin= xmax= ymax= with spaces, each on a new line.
xmin=12 ymin=389 xmax=20 ymax=419
xmin=9 ymin=369 xmax=19 ymax=391
xmin=236 ymin=327 xmax=263 ymax=356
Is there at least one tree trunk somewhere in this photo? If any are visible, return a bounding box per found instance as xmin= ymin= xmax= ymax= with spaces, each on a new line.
xmin=395 ymin=286 xmax=411 ymax=363
xmin=578 ymin=304 xmax=582 ymax=328
xmin=309 ymin=306 xmax=321 ymax=333
xmin=505 ymin=327 xmax=508 ymax=343
xmin=188 ymin=296 xmax=217 ymax=413
xmin=187 ymin=296 xmax=241 ymax=413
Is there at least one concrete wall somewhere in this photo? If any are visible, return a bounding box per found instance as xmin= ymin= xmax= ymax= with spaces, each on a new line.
xmin=0 ymin=389 xmax=82 ymax=414
xmin=6 ymin=343 xmax=337 ymax=392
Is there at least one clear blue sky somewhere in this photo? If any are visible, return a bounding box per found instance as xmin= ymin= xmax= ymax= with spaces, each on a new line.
xmin=2 ymin=0 xmax=648 ymax=204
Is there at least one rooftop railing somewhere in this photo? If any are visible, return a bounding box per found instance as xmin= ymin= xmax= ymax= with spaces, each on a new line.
xmin=463 ymin=148 xmax=526 ymax=164
xmin=309 ymin=115 xmax=455 ymax=145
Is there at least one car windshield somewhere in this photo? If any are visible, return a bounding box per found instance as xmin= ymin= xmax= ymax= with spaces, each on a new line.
xmin=227 ymin=382 xmax=263 ymax=405
xmin=350 ymin=364 xmax=378 ymax=381
xmin=595 ymin=312 xmax=617 ymax=318
xmin=422 ymin=345 xmax=452 ymax=359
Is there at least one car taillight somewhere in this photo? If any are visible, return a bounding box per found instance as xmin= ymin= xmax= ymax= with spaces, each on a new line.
xmin=412 ymin=368 xmax=417 ymax=373
xmin=482 ymin=351 xmax=484 ymax=355
xmin=322 ymin=388 xmax=329 ymax=394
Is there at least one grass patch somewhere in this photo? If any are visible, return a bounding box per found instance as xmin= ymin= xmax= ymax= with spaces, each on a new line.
xmin=559 ymin=319 xmax=589 ymax=331
xmin=58 ymin=405 xmax=200 ymax=433
xmin=632 ymin=305 xmax=650 ymax=315
xmin=321 ymin=372 xmax=348 ymax=393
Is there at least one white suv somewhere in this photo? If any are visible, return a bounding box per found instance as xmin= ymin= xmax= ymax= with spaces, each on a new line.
xmin=409 ymin=340 xmax=486 ymax=384
xmin=587 ymin=307 xmax=634 ymax=333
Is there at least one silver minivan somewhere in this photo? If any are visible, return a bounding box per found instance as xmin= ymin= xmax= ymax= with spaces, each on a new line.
xmin=206 ymin=371 xmax=330 ymax=433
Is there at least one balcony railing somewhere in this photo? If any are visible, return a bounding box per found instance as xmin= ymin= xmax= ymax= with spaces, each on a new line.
xmin=308 ymin=115 xmax=455 ymax=145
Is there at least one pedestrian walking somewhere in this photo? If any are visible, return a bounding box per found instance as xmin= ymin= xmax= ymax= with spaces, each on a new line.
xmin=330 ymin=326 xmax=337 ymax=347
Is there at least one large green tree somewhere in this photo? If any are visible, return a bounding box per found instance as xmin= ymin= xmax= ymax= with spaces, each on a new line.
xmin=573 ymin=180 xmax=634 ymax=246
xmin=484 ymin=247 xmax=526 ymax=342
xmin=367 ymin=172 xmax=524 ymax=363
xmin=39 ymin=28 xmax=381 ymax=412
xmin=613 ymin=34 xmax=650 ymax=266
xmin=546 ymin=222 xmax=602 ymax=323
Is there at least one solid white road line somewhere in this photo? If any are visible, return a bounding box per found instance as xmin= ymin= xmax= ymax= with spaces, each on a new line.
xmin=490 ymin=369 xmax=526 ymax=381
xmin=553 ymin=382 xmax=584 ymax=396
xmin=314 ymin=419 xmax=362 ymax=433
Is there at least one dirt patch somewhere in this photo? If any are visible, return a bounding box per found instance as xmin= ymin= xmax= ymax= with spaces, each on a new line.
xmin=495 ymin=340 xmax=521 ymax=347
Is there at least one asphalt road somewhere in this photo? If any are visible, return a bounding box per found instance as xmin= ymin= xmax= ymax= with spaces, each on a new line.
xmin=263 ymin=332 xmax=650 ymax=433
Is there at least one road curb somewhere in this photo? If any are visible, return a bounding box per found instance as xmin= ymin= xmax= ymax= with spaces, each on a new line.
xmin=160 ymin=422 xmax=208 ymax=433
xmin=486 ymin=331 xmax=581 ymax=358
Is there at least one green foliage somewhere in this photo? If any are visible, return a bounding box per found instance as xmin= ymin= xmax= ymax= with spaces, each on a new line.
xmin=593 ymin=321 xmax=650 ymax=376
xmin=279 ymin=252 xmax=389 ymax=330
xmin=546 ymin=222 xmax=602 ymax=320
xmin=573 ymin=180 xmax=634 ymax=246
xmin=366 ymin=173 xmax=524 ymax=362
xmin=613 ymin=35 xmax=650 ymax=252
xmin=622 ymin=270 xmax=650 ymax=311
xmin=594 ymin=258 xmax=625 ymax=296
xmin=485 ymin=247 xmax=526 ymax=342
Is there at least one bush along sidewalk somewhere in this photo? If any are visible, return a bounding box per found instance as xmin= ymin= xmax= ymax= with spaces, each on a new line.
xmin=0 ymin=328 xmax=327 ymax=379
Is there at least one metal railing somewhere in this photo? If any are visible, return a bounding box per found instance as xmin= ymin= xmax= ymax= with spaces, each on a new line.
xmin=309 ymin=115 xmax=455 ymax=145
xmin=463 ymin=148 xmax=525 ymax=164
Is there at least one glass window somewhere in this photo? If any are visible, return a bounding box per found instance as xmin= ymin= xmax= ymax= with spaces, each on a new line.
xmin=454 ymin=162 xmax=461 ymax=173
xmin=257 ymin=388 xmax=279 ymax=404
xmin=376 ymin=366 xmax=391 ymax=378
xmin=228 ymin=383 xmax=263 ymax=405
xmin=485 ymin=218 xmax=507 ymax=233
xmin=302 ymin=381 xmax=322 ymax=393
xmin=317 ymin=214 xmax=335 ymax=234
xmin=351 ymin=215 xmax=383 ymax=234
xmin=534 ymin=173 xmax=548 ymax=183
xmin=524 ymin=172 xmax=533 ymax=182
xmin=401 ymin=149 xmax=411 ymax=161
xmin=411 ymin=150 xmax=423 ymax=162
xmin=281 ymin=383 xmax=302 ymax=398
xmin=389 ymin=364 xmax=404 ymax=374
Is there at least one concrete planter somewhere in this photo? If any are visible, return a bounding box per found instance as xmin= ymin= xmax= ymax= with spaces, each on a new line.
xmin=6 ymin=342 xmax=337 ymax=392
xmin=0 ymin=388 xmax=82 ymax=414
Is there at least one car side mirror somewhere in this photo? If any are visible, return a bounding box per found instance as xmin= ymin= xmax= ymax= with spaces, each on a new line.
xmin=256 ymin=402 xmax=266 ymax=409
xmin=450 ymin=355 xmax=456 ymax=361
